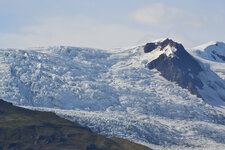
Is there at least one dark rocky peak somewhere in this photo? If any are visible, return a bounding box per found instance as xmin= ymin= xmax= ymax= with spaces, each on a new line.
xmin=158 ymin=39 xmax=183 ymax=50
xmin=144 ymin=39 xmax=204 ymax=98
xmin=144 ymin=42 xmax=158 ymax=53
xmin=145 ymin=38 xmax=186 ymax=54
xmin=144 ymin=38 xmax=182 ymax=53
xmin=144 ymin=38 xmax=203 ymax=73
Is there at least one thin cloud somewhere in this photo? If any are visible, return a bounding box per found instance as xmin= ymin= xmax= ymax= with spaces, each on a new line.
xmin=0 ymin=15 xmax=147 ymax=49
xmin=131 ymin=3 xmax=183 ymax=24
xmin=131 ymin=3 xmax=203 ymax=27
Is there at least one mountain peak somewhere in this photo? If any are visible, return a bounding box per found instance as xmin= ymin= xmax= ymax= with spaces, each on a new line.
xmin=159 ymin=38 xmax=184 ymax=50
xmin=144 ymin=38 xmax=184 ymax=53
xmin=144 ymin=39 xmax=204 ymax=97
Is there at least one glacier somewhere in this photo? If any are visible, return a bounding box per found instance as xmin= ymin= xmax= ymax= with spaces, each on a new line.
xmin=0 ymin=42 xmax=225 ymax=149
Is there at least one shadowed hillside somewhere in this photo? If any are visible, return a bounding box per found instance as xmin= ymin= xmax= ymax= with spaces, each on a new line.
xmin=0 ymin=99 xmax=151 ymax=150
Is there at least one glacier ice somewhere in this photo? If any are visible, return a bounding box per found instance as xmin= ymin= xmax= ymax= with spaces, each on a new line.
xmin=0 ymin=45 xmax=225 ymax=149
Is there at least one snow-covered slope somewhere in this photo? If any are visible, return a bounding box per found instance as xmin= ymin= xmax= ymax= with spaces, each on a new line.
xmin=0 ymin=42 xmax=225 ymax=149
xmin=193 ymin=41 xmax=225 ymax=62
xmin=190 ymin=41 xmax=225 ymax=80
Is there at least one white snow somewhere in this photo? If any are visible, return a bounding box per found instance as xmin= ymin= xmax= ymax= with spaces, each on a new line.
xmin=191 ymin=41 xmax=225 ymax=62
xmin=0 ymin=45 xmax=225 ymax=149
xmin=189 ymin=41 xmax=225 ymax=80
xmin=140 ymin=44 xmax=178 ymax=66
xmin=163 ymin=45 xmax=178 ymax=58
xmin=193 ymin=41 xmax=218 ymax=51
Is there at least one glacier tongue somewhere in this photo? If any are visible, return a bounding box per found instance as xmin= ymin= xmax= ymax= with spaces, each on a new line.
xmin=0 ymin=45 xmax=225 ymax=149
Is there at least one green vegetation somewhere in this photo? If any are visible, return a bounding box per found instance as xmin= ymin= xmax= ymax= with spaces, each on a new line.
xmin=0 ymin=99 xmax=152 ymax=150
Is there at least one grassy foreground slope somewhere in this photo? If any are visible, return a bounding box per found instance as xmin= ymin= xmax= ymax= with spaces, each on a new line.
xmin=0 ymin=99 xmax=151 ymax=150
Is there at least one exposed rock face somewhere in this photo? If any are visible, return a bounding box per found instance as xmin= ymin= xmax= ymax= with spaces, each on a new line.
xmin=144 ymin=43 xmax=157 ymax=53
xmin=212 ymin=50 xmax=225 ymax=61
xmin=145 ymin=39 xmax=204 ymax=97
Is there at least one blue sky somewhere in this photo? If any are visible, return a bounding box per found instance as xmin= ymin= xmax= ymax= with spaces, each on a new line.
xmin=0 ymin=0 xmax=225 ymax=49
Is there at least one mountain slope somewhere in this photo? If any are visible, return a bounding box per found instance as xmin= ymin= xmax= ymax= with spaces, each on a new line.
xmin=192 ymin=41 xmax=225 ymax=62
xmin=144 ymin=39 xmax=203 ymax=97
xmin=189 ymin=41 xmax=225 ymax=80
xmin=0 ymin=43 xmax=225 ymax=149
xmin=0 ymin=99 xmax=151 ymax=150
xmin=144 ymin=39 xmax=225 ymax=106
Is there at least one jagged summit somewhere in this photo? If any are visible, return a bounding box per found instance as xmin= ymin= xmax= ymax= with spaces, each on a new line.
xmin=143 ymin=39 xmax=225 ymax=104
xmin=144 ymin=39 xmax=203 ymax=73
xmin=157 ymin=38 xmax=182 ymax=49
xmin=145 ymin=38 xmax=185 ymax=53
xmin=144 ymin=38 xmax=195 ymax=60
xmin=144 ymin=39 xmax=204 ymax=97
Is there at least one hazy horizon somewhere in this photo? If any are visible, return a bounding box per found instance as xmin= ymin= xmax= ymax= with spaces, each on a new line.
xmin=0 ymin=0 xmax=224 ymax=49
